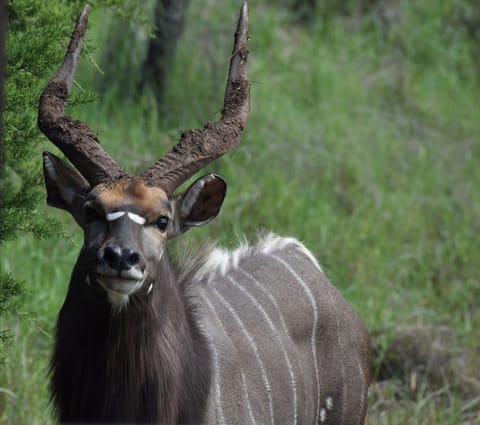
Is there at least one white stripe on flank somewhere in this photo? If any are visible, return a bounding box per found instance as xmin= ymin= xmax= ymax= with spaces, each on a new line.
xmin=257 ymin=233 xmax=323 ymax=273
xmin=240 ymin=370 xmax=257 ymax=425
xmin=197 ymin=289 xmax=227 ymax=425
xmin=210 ymin=285 xmax=275 ymax=425
xmin=320 ymin=408 xmax=326 ymax=422
xmin=293 ymin=244 xmax=324 ymax=274
xmin=127 ymin=212 xmax=146 ymax=225
xmin=326 ymin=396 xmax=333 ymax=410
xmin=270 ymin=253 xmax=321 ymax=425
xmin=326 ymin=290 xmax=347 ymax=423
xmin=232 ymin=271 xmax=298 ymax=425
xmin=106 ymin=211 xmax=126 ymax=221
xmin=356 ymin=356 xmax=366 ymax=424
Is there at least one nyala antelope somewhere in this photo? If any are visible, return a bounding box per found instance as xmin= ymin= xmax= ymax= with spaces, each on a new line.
xmin=39 ymin=4 xmax=372 ymax=424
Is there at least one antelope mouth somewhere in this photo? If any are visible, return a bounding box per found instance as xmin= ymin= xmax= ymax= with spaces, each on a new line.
xmin=96 ymin=269 xmax=145 ymax=296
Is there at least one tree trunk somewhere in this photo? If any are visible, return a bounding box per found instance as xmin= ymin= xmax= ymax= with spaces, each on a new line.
xmin=140 ymin=0 xmax=190 ymax=107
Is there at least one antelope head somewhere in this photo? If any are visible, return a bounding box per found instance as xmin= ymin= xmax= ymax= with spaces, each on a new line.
xmin=39 ymin=5 xmax=249 ymax=307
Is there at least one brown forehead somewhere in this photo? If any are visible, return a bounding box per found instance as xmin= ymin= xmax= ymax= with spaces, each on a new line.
xmin=90 ymin=178 xmax=170 ymax=216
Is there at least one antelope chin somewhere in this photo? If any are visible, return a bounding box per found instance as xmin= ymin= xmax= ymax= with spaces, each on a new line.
xmin=96 ymin=273 xmax=145 ymax=311
xmin=97 ymin=275 xmax=144 ymax=294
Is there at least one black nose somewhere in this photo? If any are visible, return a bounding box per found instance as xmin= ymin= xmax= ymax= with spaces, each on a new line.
xmin=103 ymin=245 xmax=141 ymax=271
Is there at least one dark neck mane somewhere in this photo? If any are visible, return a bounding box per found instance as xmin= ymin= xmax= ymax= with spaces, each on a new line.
xmin=50 ymin=253 xmax=211 ymax=424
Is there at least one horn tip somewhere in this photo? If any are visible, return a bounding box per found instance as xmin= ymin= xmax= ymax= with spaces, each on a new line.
xmin=238 ymin=2 xmax=249 ymax=36
xmin=241 ymin=2 xmax=248 ymax=16
xmin=81 ymin=5 xmax=91 ymax=19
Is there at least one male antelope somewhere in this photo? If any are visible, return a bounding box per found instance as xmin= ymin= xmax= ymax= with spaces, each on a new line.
xmin=39 ymin=4 xmax=372 ymax=424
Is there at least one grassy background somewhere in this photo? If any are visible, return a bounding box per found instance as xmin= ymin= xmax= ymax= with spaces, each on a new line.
xmin=2 ymin=0 xmax=480 ymax=423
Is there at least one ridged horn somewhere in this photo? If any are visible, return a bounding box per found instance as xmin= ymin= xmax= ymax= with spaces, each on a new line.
xmin=141 ymin=2 xmax=249 ymax=194
xmin=38 ymin=5 xmax=127 ymax=186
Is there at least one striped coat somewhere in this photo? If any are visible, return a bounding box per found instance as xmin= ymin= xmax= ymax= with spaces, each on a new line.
xmin=194 ymin=234 xmax=372 ymax=425
xmin=42 ymin=5 xmax=370 ymax=424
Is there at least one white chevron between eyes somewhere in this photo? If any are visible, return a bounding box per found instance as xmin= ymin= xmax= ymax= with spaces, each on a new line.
xmin=105 ymin=211 xmax=146 ymax=225
xmin=106 ymin=211 xmax=126 ymax=221
xmin=127 ymin=212 xmax=146 ymax=225
xmin=232 ymin=271 xmax=298 ymax=425
xmin=210 ymin=285 xmax=275 ymax=425
xmin=269 ymin=253 xmax=321 ymax=425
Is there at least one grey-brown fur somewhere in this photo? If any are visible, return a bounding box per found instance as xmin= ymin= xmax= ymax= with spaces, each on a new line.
xmin=192 ymin=235 xmax=372 ymax=424
xmin=50 ymin=234 xmax=371 ymax=424
xmin=50 ymin=253 xmax=212 ymax=424
xmin=40 ymin=4 xmax=372 ymax=424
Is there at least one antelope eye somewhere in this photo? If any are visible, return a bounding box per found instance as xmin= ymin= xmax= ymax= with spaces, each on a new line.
xmin=85 ymin=207 xmax=102 ymax=223
xmin=156 ymin=216 xmax=169 ymax=232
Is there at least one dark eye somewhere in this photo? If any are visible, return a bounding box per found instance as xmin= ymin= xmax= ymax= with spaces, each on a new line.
xmin=85 ymin=207 xmax=101 ymax=223
xmin=156 ymin=216 xmax=169 ymax=232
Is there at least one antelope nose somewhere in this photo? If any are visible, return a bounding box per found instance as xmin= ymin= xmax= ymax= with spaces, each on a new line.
xmin=103 ymin=245 xmax=141 ymax=271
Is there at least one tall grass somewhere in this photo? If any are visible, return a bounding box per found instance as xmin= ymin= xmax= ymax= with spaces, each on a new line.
xmin=2 ymin=0 xmax=480 ymax=423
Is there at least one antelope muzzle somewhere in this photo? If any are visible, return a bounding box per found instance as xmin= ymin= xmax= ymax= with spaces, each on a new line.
xmin=96 ymin=230 xmax=146 ymax=296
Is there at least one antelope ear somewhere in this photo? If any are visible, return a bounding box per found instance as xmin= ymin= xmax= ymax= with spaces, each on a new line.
xmin=42 ymin=152 xmax=91 ymax=216
xmin=171 ymin=174 xmax=227 ymax=237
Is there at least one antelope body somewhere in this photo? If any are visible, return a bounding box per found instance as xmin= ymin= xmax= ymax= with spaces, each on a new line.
xmin=39 ymin=4 xmax=372 ymax=424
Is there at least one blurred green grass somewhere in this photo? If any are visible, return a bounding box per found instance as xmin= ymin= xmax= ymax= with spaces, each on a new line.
xmin=2 ymin=1 xmax=480 ymax=423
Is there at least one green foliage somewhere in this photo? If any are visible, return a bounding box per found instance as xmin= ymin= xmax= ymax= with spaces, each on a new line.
xmin=1 ymin=0 xmax=83 ymax=377
xmin=0 ymin=274 xmax=24 ymax=364
xmin=1 ymin=0 xmax=480 ymax=423
xmin=0 ymin=274 xmax=24 ymax=316
xmin=0 ymin=0 xmax=150 ymax=418
xmin=3 ymin=0 xmax=152 ymax=241
xmin=3 ymin=0 xmax=80 ymax=242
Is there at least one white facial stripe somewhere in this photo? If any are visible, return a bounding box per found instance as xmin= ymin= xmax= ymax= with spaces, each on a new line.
xmin=105 ymin=211 xmax=146 ymax=225
xmin=127 ymin=212 xmax=146 ymax=225
xmin=106 ymin=211 xmax=126 ymax=221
